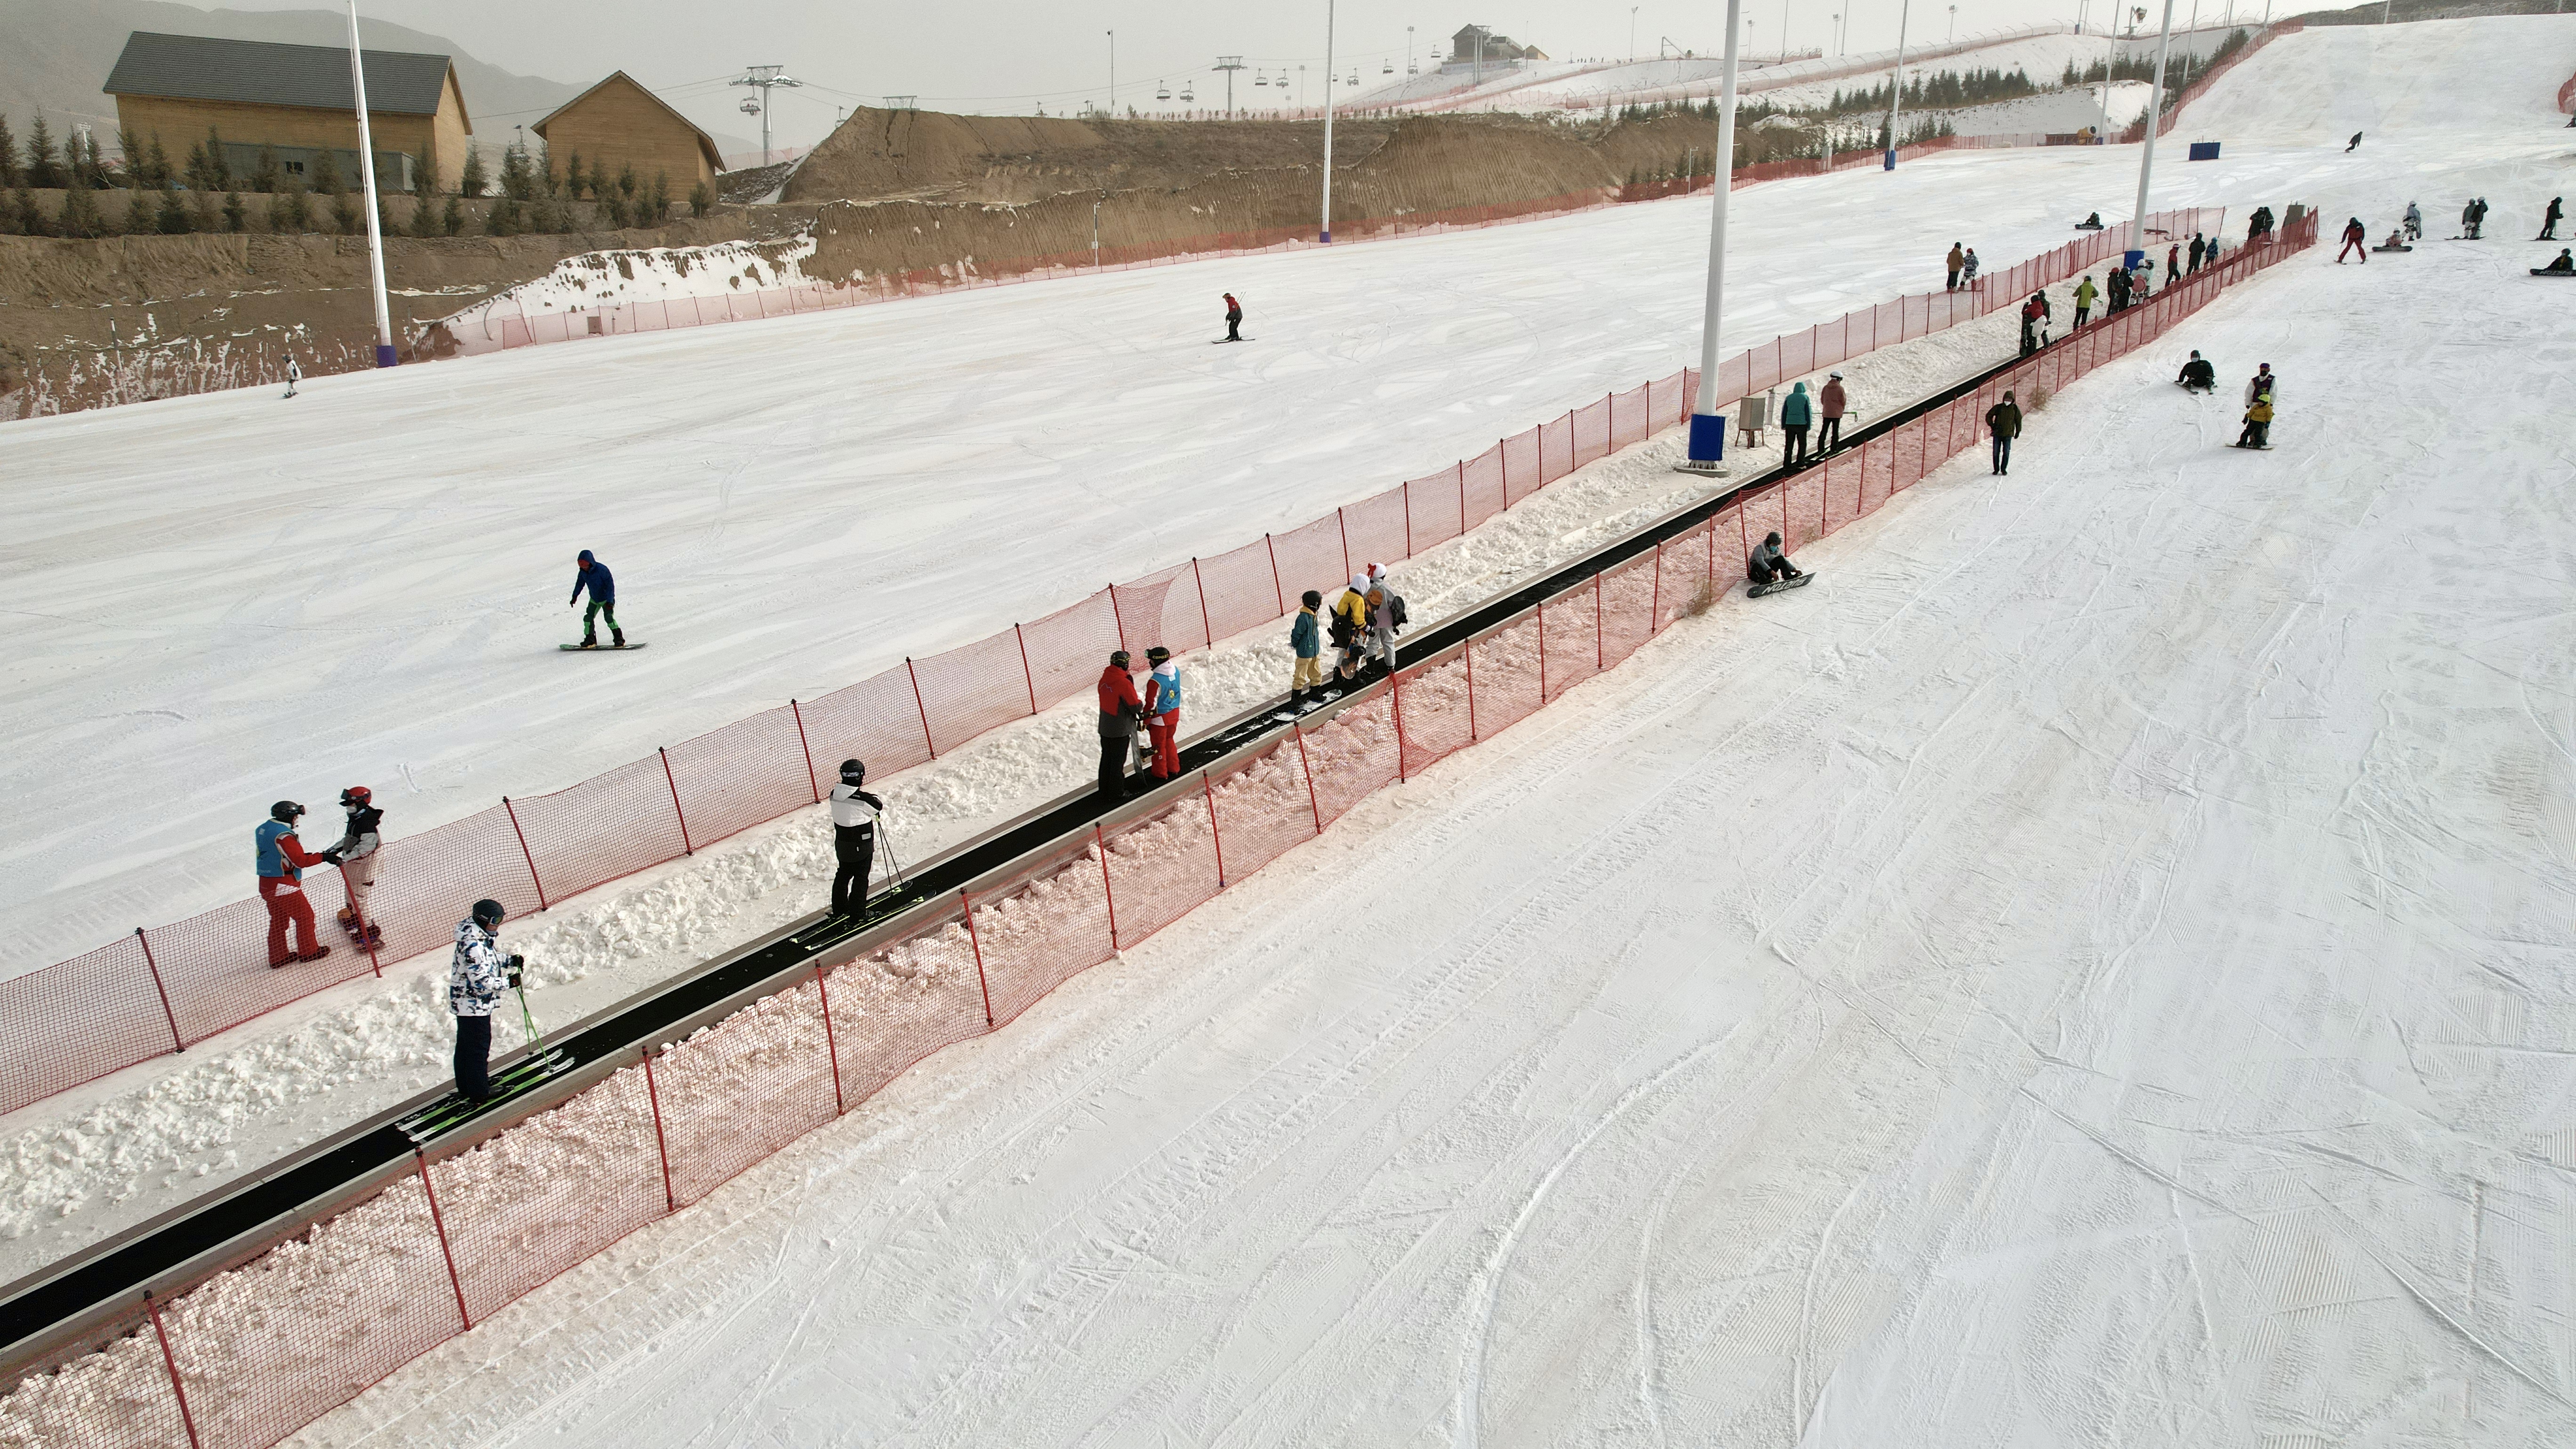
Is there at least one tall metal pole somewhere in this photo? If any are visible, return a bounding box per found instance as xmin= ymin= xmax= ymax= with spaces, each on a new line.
xmin=1680 ymin=0 xmax=1745 ymax=475
xmin=1320 ymin=0 xmax=1336 ymax=240
xmin=1885 ymin=0 xmax=1913 ymax=167
xmin=2129 ymin=0 xmax=2179 ymax=267
xmin=1108 ymin=31 xmax=1116 ymax=117
xmin=345 ymin=0 xmax=395 ymax=368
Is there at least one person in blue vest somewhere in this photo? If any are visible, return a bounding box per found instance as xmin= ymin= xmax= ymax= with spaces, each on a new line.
xmin=1779 ymin=381 xmax=1814 ymax=467
xmin=1143 ymin=645 xmax=1182 ymax=783
xmin=256 ymin=801 xmax=332 ymax=967
xmin=569 ymin=549 xmax=624 ymax=649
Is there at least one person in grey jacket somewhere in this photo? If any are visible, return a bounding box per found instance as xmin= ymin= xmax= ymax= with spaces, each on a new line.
xmin=451 ymin=899 xmax=523 ymax=1101
xmin=319 ymin=785 xmax=383 ymax=947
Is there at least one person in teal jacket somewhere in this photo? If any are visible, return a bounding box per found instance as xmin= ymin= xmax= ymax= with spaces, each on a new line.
xmin=1289 ymin=591 xmax=1324 ymax=702
xmin=1779 ymin=381 xmax=1814 ymax=468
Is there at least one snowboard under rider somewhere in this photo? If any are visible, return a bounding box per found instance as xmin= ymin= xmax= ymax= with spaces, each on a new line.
xmin=570 ymin=549 xmax=623 ymax=648
xmin=1747 ymin=532 xmax=1804 ymax=588
xmin=450 ymin=898 xmax=523 ymax=1102
xmin=2542 ymin=249 xmax=2574 ymax=274
xmin=828 ymin=759 xmax=883 ymax=918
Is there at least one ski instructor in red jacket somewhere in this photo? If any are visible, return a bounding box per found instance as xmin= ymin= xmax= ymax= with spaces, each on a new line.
xmin=256 ymin=801 xmax=333 ymax=967
xmin=2337 ymin=217 xmax=2368 ymax=263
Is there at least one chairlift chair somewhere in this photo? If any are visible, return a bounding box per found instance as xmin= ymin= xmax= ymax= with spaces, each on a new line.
xmin=1181 ymin=84 xmax=1196 ymax=102
xmin=1383 ymin=59 xmax=1394 ymax=73
xmin=1157 ymin=82 xmax=1172 ymax=100
xmin=1255 ymin=70 xmax=1269 ymax=86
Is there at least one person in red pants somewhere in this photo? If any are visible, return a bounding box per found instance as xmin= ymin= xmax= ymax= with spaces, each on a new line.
xmin=2336 ymin=217 xmax=2368 ymax=263
xmin=1142 ymin=645 xmax=1182 ymax=783
xmin=256 ymin=801 xmax=332 ymax=967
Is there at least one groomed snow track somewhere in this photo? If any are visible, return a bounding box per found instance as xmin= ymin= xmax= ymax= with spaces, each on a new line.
xmin=0 ymin=228 xmax=2312 ymax=1410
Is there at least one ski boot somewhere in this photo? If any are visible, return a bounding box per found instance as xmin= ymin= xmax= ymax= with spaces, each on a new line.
xmin=611 ymin=627 xmax=627 ymax=648
xmin=578 ymin=636 xmax=599 ymax=650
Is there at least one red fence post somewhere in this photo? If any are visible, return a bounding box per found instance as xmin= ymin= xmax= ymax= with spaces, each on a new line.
xmin=960 ymin=889 xmax=996 ymax=1026
xmin=1392 ymin=668 xmax=1410 ymax=783
xmin=1191 ymin=558 xmax=1216 ymax=649
xmin=904 ymin=658 xmax=937 ymax=759
xmin=789 ymin=700 xmax=821 ymax=805
xmin=502 ymin=796 xmax=549 ymax=910
xmin=1465 ymin=632 xmax=1480 ymax=741
xmin=1457 ymin=459 xmax=1468 ymax=535
xmin=1201 ymin=773 xmax=1228 ymax=886
xmin=1264 ymin=534 xmax=1286 ymax=615
xmin=1336 ymin=508 xmax=1352 ymax=581
xmin=1651 ymin=544 xmax=1664 ymax=629
xmin=1014 ymin=624 xmax=1039 ymax=714
xmin=416 ymin=1149 xmax=473 ymax=1329
xmin=1108 ymin=584 xmax=1128 ymax=652
xmin=1538 ymin=598 xmax=1550 ymax=700
xmin=1401 ymin=486 xmax=1414 ymax=560
xmin=1594 ymin=573 xmax=1605 ymax=671
xmin=135 ymin=927 xmax=185 ymax=1053
xmin=1292 ymin=724 xmax=1325 ymax=833
xmin=641 ymin=1046 xmax=677 ymax=1210
xmin=1095 ymin=824 xmax=1120 ymax=950
xmin=659 ymin=747 xmax=693 ymax=855
xmin=813 ymin=964 xmax=846 ymax=1113
xmin=144 ymin=1290 xmax=204 ymax=1449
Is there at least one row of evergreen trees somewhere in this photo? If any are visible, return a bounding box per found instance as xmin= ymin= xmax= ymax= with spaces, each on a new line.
xmin=0 ymin=112 xmax=717 ymax=239
xmin=2060 ymin=28 xmax=2249 ymax=91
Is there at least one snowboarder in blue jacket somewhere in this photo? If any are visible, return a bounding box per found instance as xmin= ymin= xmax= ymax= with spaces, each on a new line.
xmin=570 ymin=550 xmax=623 ymax=649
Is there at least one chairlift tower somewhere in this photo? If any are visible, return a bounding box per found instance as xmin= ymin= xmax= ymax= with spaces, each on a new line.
xmin=1214 ymin=55 xmax=1248 ymax=117
xmin=731 ymin=64 xmax=803 ymax=166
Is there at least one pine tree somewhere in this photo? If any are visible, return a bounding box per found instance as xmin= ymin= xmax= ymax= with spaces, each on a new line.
xmin=58 ymin=183 xmax=105 ymax=238
xmin=441 ymin=193 xmax=463 ymax=235
xmin=409 ymin=166 xmax=439 ymax=237
xmin=616 ymin=162 xmax=637 ymax=199
xmin=185 ymin=138 xmax=212 ymax=191
xmin=27 ymin=114 xmax=62 ymax=189
xmin=117 ymin=127 xmax=143 ymax=184
xmin=459 ymin=145 xmax=487 ymax=198
xmin=270 ymin=179 xmax=309 ymax=231
xmin=204 ymin=127 xmax=230 ymax=189
xmin=145 ymin=134 xmax=172 ymax=187
xmin=13 ymin=184 xmax=44 ymax=235
xmin=0 ymin=114 xmax=20 ymax=188
xmin=563 ymin=151 xmax=585 ymax=199
xmin=647 ymin=170 xmax=669 ymax=224
xmin=157 ymin=186 xmax=191 ymax=233
xmin=498 ymin=139 xmax=531 ymax=201
xmin=604 ymin=193 xmax=628 ymax=228
xmin=223 ymin=189 xmax=247 ymax=232
xmin=252 ymin=143 xmax=280 ymax=193
xmin=689 ymin=180 xmax=712 ymax=217
xmin=310 ymin=146 xmax=342 ymax=199
xmin=190 ymin=189 xmax=217 ymax=231
xmin=124 ymin=186 xmax=153 ymax=233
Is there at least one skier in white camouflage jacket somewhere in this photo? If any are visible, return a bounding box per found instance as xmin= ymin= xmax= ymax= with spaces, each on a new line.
xmin=451 ymin=899 xmax=522 ymax=1101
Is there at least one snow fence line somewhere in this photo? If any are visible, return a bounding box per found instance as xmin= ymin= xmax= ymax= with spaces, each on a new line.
xmin=0 ymin=212 xmax=2321 ymax=1449
xmin=0 ymin=205 xmax=2232 ymax=1128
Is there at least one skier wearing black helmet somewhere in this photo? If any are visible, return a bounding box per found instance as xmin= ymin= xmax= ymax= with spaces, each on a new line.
xmin=255 ymin=800 xmax=331 ymax=967
xmin=829 ymin=759 xmax=885 ymax=917
xmin=451 ymin=898 xmax=522 ymax=1101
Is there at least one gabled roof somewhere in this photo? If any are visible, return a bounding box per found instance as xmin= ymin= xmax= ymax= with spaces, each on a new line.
xmin=532 ymin=71 xmax=724 ymax=173
xmin=104 ymin=32 xmax=459 ymax=119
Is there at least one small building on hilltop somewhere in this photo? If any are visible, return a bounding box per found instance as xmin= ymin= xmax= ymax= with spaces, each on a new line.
xmin=532 ymin=72 xmax=723 ymax=193
xmin=1449 ymin=25 xmax=1550 ymax=65
xmin=103 ymin=31 xmax=472 ymax=192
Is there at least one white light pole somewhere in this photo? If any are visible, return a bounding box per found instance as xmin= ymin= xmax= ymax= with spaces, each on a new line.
xmin=2129 ymin=0 xmax=2178 ymax=268
xmin=345 ymin=0 xmax=394 ymax=368
xmin=1948 ymin=4 xmax=1958 ymax=41
xmin=1631 ymin=7 xmax=1640 ymax=61
xmin=1885 ymin=0 xmax=1912 ymax=167
xmin=1108 ymin=31 xmax=1116 ymax=117
xmin=1782 ymin=0 xmax=1793 ymax=60
xmin=1680 ymin=0 xmax=1745 ymax=475
xmin=1320 ymin=0 xmax=1337 ymax=241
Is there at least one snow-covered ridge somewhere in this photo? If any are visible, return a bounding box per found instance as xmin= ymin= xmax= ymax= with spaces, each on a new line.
xmin=433 ymin=237 xmax=820 ymax=338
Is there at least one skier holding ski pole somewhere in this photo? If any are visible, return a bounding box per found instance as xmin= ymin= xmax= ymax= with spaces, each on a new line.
xmin=451 ymin=898 xmax=523 ymax=1102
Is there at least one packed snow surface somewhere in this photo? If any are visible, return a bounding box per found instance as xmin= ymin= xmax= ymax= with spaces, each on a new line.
xmin=290 ymin=121 xmax=2576 ymax=1443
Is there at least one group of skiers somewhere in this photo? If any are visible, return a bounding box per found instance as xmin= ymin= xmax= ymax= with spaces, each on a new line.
xmin=253 ymin=788 xmax=386 ymax=968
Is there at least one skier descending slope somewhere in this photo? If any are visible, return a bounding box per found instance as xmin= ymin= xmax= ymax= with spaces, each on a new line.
xmin=568 ymin=549 xmax=626 ymax=650
xmin=828 ymin=759 xmax=883 ymax=918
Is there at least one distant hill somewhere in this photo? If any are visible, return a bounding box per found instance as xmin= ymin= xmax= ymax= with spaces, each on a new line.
xmin=2299 ymin=0 xmax=2576 ymax=23
xmin=0 ymin=0 xmax=752 ymax=161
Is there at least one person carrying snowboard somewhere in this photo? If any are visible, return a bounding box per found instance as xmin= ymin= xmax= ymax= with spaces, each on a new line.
xmin=1222 ymin=292 xmax=1243 ymax=342
xmin=827 ymin=759 xmax=882 ymax=917
xmin=318 ymin=785 xmax=383 ymax=948
xmin=257 ymin=801 xmax=332 ymax=967
xmin=2336 ymin=217 xmax=2367 ymax=263
xmin=450 ymin=899 xmax=522 ymax=1102
xmin=1780 ymin=380 xmax=1814 ymax=464
xmin=1142 ymin=646 xmax=1182 ymax=783
xmin=1096 ymin=650 xmax=1142 ymax=797
xmin=2542 ymin=196 xmax=2564 ymax=241
xmin=2073 ymin=273 xmax=2098 ymax=328
xmin=2176 ymin=350 xmax=2216 ymax=391
xmin=282 ymin=354 xmax=301 ymax=400
xmin=1818 ymin=372 xmax=1849 ymax=452
xmin=1984 ymin=389 xmax=2023 ymax=475
xmin=1289 ymin=591 xmax=1325 ymax=702
xmin=569 ymin=549 xmax=623 ymax=648
xmin=1746 ymin=531 xmax=1805 ymax=588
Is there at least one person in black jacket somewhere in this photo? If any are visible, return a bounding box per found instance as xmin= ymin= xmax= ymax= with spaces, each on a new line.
xmin=319 ymin=786 xmax=385 ymax=947
xmin=1985 ymin=390 xmax=2023 ymax=475
xmin=2541 ymin=196 xmax=2564 ymax=241
xmin=569 ymin=549 xmax=623 ymax=648
xmin=2176 ymin=351 xmax=2216 ymax=391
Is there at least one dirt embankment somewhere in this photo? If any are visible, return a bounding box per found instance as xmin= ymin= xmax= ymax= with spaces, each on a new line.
xmin=2 ymin=107 xmax=1745 ymax=410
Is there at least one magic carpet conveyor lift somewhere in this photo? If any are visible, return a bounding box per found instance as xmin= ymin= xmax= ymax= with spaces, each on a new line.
xmin=0 ymin=346 xmax=2029 ymax=1373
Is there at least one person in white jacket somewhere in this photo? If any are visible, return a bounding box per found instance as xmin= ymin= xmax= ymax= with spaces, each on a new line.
xmin=828 ymin=758 xmax=884 ymax=917
xmin=451 ymin=899 xmax=522 ymax=1101
xmin=282 ymin=354 xmax=301 ymax=399
xmin=320 ymin=785 xmax=383 ymax=947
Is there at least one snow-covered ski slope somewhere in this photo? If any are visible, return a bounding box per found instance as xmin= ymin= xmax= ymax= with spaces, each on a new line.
xmin=2186 ymin=11 xmax=2572 ymax=141
xmin=0 ymin=13 xmax=2565 ymax=990
xmin=287 ymin=91 xmax=2576 ymax=1448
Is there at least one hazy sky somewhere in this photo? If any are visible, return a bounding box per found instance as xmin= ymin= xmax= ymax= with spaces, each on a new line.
xmin=211 ymin=0 xmax=2318 ymax=149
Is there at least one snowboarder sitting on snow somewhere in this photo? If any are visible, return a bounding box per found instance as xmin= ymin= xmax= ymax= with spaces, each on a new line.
xmin=1746 ymin=532 xmax=1804 ymax=588
xmin=1780 ymin=380 xmax=1814 ymax=464
xmin=2542 ymin=249 xmax=2575 ymax=274
xmin=1223 ymin=292 xmax=1243 ymax=342
xmin=1143 ymin=646 xmax=1182 ymax=783
xmin=2237 ymin=391 xmax=2274 ymax=449
xmin=828 ymin=759 xmax=883 ymax=917
xmin=1289 ymin=591 xmax=1325 ymax=702
xmin=569 ymin=549 xmax=623 ymax=648
xmin=451 ymin=899 xmax=523 ymax=1102
xmin=1097 ymin=650 xmax=1143 ymax=797
xmin=2381 ymin=227 xmax=2407 ymax=250
xmin=2079 ymin=211 xmax=2104 ymax=230
xmin=318 ymin=786 xmax=384 ymax=948
xmin=2176 ymin=351 xmax=2216 ymax=392
xmin=257 ymin=801 xmax=332 ymax=967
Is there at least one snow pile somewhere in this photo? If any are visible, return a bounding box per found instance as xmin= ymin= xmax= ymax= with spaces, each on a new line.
xmin=435 ymin=236 xmax=821 ymax=334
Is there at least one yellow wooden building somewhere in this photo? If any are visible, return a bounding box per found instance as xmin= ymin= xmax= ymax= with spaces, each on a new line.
xmin=105 ymin=31 xmax=473 ymax=193
xmin=532 ymin=72 xmax=723 ymax=192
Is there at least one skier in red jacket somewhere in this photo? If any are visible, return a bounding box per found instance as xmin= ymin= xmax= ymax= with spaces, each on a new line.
xmin=1096 ymin=652 xmax=1143 ymax=798
xmin=2336 ymin=217 xmax=2368 ymax=263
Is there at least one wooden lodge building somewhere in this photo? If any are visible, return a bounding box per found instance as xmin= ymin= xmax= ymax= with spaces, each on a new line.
xmin=104 ymin=31 xmax=473 ymax=193
xmin=531 ymin=72 xmax=724 ymax=192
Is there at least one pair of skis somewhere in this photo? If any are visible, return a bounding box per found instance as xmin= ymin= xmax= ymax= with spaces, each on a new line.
xmin=788 ymin=827 xmax=912 ymax=952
